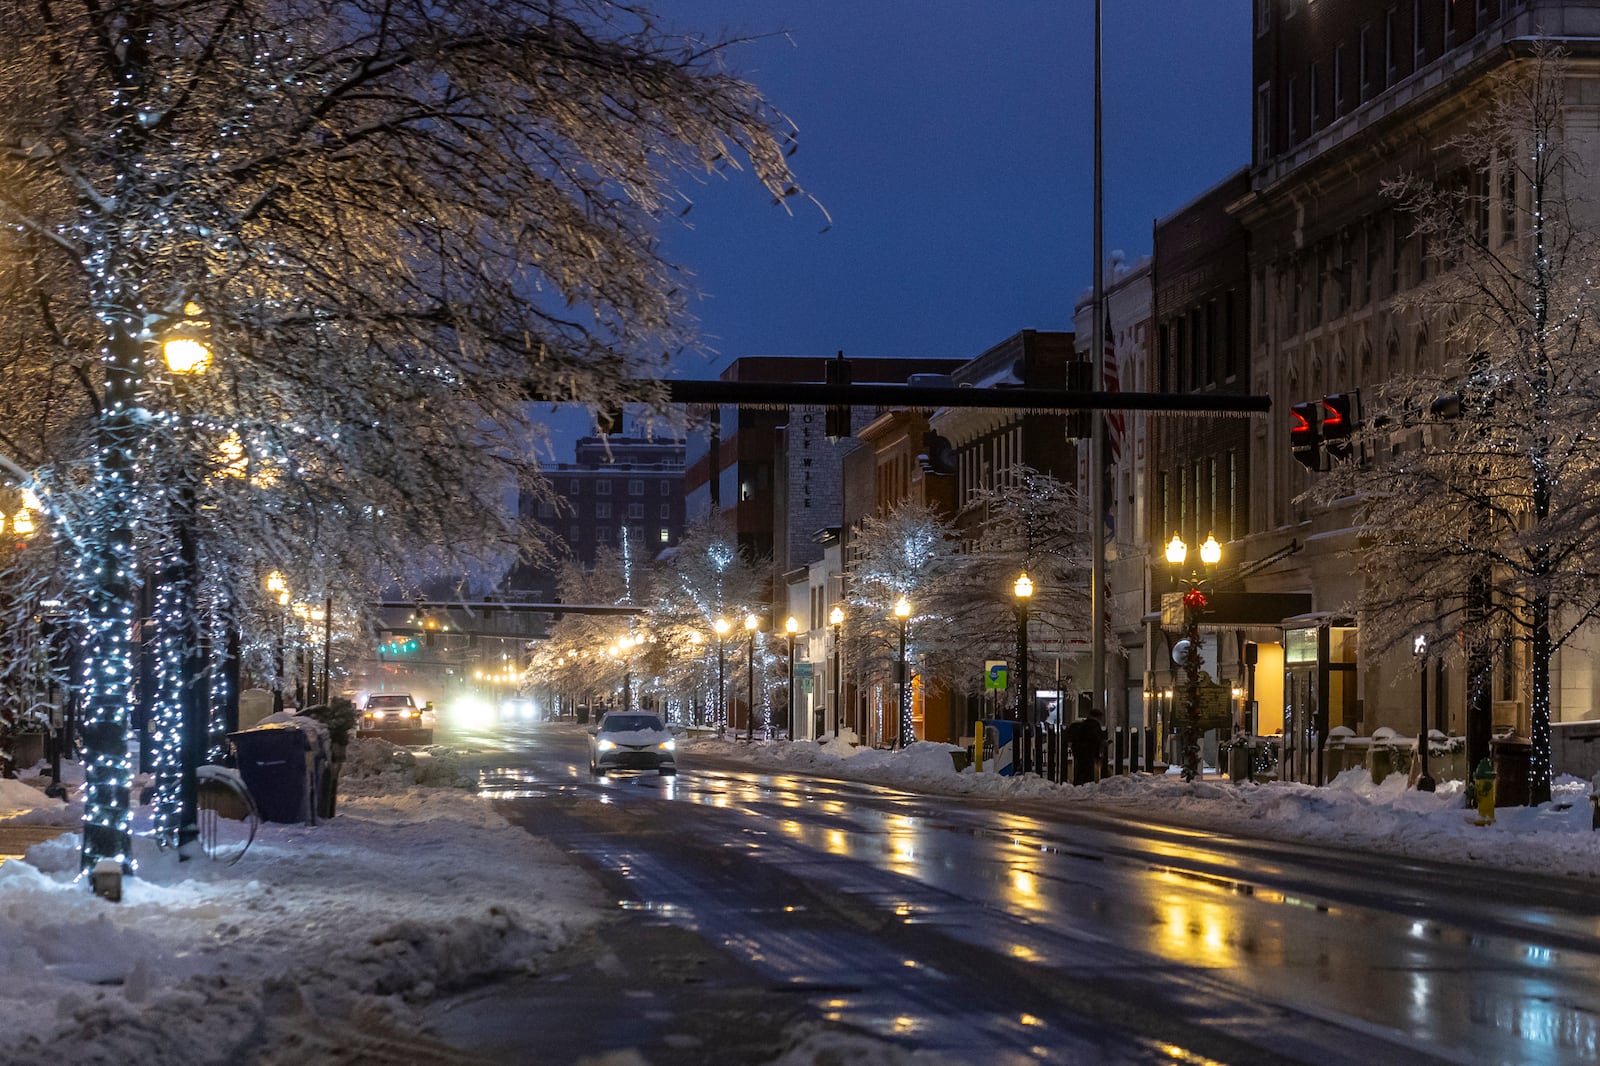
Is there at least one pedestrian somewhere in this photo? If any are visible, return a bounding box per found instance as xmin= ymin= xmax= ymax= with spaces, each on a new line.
xmin=1070 ymin=707 xmax=1106 ymax=785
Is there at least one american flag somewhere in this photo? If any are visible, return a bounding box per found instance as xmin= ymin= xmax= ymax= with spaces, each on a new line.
xmin=1103 ymin=308 xmax=1123 ymax=464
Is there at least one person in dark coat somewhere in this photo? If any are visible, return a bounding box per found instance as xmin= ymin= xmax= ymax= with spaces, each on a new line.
xmin=1069 ymin=707 xmax=1106 ymax=785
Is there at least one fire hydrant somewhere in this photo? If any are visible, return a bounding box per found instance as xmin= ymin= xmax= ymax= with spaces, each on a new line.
xmin=1472 ymin=757 xmax=1497 ymax=825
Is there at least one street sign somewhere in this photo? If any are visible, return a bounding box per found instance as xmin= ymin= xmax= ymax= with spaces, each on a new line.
xmin=984 ymin=660 xmax=1008 ymax=690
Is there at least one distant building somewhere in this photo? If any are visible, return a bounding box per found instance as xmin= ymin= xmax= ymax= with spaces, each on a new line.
xmin=507 ymin=414 xmax=685 ymax=599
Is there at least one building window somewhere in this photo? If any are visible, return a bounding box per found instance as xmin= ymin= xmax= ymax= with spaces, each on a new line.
xmin=1359 ymin=26 xmax=1372 ymax=102
xmin=1223 ymin=291 xmax=1238 ymax=379
xmin=659 ymin=504 xmax=670 ymax=518
xmin=595 ymin=480 xmax=611 ymax=496
xmin=596 ymin=527 xmax=611 ymax=544
xmin=1386 ymin=7 xmax=1397 ymax=84
xmin=1498 ymin=157 xmax=1517 ymax=245
xmin=1413 ymin=0 xmax=1425 ymax=66
xmin=1333 ymin=45 xmax=1346 ymax=116
xmin=659 ymin=480 xmax=670 ymax=495
xmin=628 ymin=479 xmax=644 ymax=496
xmin=569 ymin=479 xmax=581 ymax=495
xmin=659 ymin=528 xmax=670 ymax=543
xmin=1256 ymin=82 xmax=1272 ymax=160
xmin=1286 ymin=74 xmax=1298 ymax=144
xmin=1443 ymin=0 xmax=1454 ymax=43
xmin=569 ymin=525 xmax=581 ymax=542
xmin=536 ymin=501 xmax=556 ymax=519
xmin=1310 ymin=62 xmax=1322 ymax=129
xmin=628 ymin=503 xmax=644 ymax=519
xmin=1256 ymin=0 xmax=1271 ymax=35
xmin=595 ymin=502 xmax=611 ymax=519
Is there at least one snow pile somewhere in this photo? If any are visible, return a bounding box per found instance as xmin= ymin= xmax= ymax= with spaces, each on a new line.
xmin=0 ymin=755 xmax=602 ymax=1065
xmin=683 ymin=732 xmax=1600 ymax=879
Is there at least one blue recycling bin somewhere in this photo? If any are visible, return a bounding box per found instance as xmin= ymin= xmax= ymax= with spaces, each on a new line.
xmin=229 ymin=726 xmax=318 ymax=825
xmin=979 ymin=719 xmax=1019 ymax=776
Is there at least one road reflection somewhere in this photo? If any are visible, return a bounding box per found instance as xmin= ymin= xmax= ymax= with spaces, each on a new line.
xmin=474 ymin=724 xmax=1600 ymax=1063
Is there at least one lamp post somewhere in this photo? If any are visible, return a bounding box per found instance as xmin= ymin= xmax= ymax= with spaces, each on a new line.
xmin=714 ymin=617 xmax=731 ymax=734
xmin=1166 ymin=531 xmax=1221 ymax=783
xmin=1414 ymin=634 xmax=1436 ymax=792
xmin=265 ymin=572 xmax=288 ymax=714
xmin=744 ymin=614 xmax=760 ymax=742
xmin=894 ymin=596 xmax=913 ymax=749
xmin=1013 ymin=573 xmax=1033 ymax=774
xmin=784 ymin=616 xmax=799 ymax=740
xmin=829 ymin=605 xmax=845 ymax=738
xmin=162 ymin=326 xmax=213 ymax=856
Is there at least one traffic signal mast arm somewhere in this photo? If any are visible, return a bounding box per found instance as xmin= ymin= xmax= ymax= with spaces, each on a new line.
xmin=661 ymin=379 xmax=1270 ymax=415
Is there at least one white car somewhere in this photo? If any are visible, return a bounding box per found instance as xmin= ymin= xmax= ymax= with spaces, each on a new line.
xmin=358 ymin=693 xmax=435 ymax=744
xmin=588 ymin=712 xmax=677 ymax=776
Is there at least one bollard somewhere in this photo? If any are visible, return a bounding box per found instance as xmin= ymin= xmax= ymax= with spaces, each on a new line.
xmin=1590 ymin=772 xmax=1600 ymax=831
xmin=1472 ymin=757 xmax=1497 ymax=826
xmin=90 ymin=858 xmax=123 ymax=903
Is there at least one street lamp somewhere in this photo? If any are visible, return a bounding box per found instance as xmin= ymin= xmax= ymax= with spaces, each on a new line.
xmin=714 ymin=617 xmax=731 ymax=734
xmin=1013 ymin=572 xmax=1034 ymax=774
xmin=265 ymin=572 xmax=289 ymax=713
xmin=784 ymin=616 xmax=800 ymax=740
xmin=744 ymin=613 xmax=760 ymax=743
xmin=894 ymin=596 xmax=913 ymax=749
xmin=829 ymin=605 xmax=845 ymax=738
xmin=1414 ymin=634 xmax=1436 ymax=793
xmin=1167 ymin=531 xmax=1221 ymax=782
xmin=162 ymin=325 xmax=213 ymax=856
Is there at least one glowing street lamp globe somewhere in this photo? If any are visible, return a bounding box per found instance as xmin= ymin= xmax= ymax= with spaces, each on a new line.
xmin=1165 ymin=534 xmax=1188 ymax=567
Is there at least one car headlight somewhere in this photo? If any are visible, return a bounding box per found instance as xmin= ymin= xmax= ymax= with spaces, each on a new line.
xmin=659 ymin=740 xmax=675 ymax=751
xmin=597 ymin=739 xmax=616 ymax=752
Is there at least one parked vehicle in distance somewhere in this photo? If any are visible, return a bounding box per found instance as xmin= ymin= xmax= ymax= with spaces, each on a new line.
xmin=358 ymin=693 xmax=435 ymax=745
xmin=588 ymin=711 xmax=677 ymax=776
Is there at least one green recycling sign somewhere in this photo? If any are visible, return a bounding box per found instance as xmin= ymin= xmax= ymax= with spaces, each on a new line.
xmin=984 ymin=660 xmax=1008 ymax=690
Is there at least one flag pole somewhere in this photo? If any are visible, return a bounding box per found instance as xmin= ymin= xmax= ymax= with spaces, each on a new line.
xmin=1089 ymin=0 xmax=1108 ymax=733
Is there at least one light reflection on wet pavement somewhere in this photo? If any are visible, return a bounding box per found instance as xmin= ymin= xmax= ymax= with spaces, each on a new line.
xmin=468 ymin=725 xmax=1600 ymax=1064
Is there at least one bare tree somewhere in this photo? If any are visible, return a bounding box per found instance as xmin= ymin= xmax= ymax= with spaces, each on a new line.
xmin=844 ymin=501 xmax=964 ymax=743
xmin=649 ymin=517 xmax=768 ymax=731
xmin=1310 ymin=49 xmax=1600 ymax=804
xmin=0 ymin=0 xmax=807 ymax=867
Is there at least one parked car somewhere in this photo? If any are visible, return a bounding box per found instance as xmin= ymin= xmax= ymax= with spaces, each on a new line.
xmin=588 ymin=711 xmax=677 ymax=776
xmin=358 ymin=693 xmax=435 ymax=745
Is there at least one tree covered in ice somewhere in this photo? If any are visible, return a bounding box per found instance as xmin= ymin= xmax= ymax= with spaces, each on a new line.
xmin=0 ymin=0 xmax=806 ymax=866
xmin=843 ymin=501 xmax=964 ymax=744
xmin=648 ymin=518 xmax=771 ymax=731
xmin=1307 ymin=49 xmax=1600 ymax=804
xmin=955 ymin=466 xmax=1093 ymax=706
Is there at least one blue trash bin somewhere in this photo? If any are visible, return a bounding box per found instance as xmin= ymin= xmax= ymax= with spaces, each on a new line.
xmin=979 ymin=719 xmax=1019 ymax=776
xmin=229 ymin=726 xmax=314 ymax=824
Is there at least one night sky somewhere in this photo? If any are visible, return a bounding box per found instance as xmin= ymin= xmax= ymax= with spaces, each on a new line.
xmin=541 ymin=1 xmax=1252 ymax=448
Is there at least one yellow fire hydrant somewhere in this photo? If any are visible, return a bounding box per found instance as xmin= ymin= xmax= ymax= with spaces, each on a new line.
xmin=1472 ymin=757 xmax=1497 ymax=825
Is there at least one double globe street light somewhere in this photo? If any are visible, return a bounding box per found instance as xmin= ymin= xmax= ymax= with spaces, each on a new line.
xmin=1166 ymin=532 xmax=1222 ymax=783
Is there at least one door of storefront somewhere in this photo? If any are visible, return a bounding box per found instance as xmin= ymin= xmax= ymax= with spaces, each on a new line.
xmin=1283 ymin=621 xmax=1358 ymax=784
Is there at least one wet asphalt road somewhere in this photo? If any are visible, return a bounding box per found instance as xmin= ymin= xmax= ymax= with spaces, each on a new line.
xmin=423 ymin=718 xmax=1600 ymax=1065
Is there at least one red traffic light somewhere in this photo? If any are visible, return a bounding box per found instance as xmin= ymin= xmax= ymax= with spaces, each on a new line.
xmin=1321 ymin=392 xmax=1359 ymax=461
xmin=1290 ymin=401 xmax=1321 ymax=470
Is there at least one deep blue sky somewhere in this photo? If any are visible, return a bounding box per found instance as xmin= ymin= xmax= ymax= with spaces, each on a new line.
xmin=659 ymin=1 xmax=1253 ymax=372
xmin=543 ymin=2 xmax=1252 ymax=450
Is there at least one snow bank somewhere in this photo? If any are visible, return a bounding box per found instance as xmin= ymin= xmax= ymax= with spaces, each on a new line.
xmin=0 ymin=749 xmax=603 ymax=1065
xmin=683 ymin=733 xmax=1600 ymax=880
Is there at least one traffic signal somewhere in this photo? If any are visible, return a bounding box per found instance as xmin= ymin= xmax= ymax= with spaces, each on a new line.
xmin=1321 ymin=392 xmax=1359 ymax=462
xmin=1290 ymin=401 xmax=1321 ymax=470
xmin=825 ymin=350 xmax=852 ymax=441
